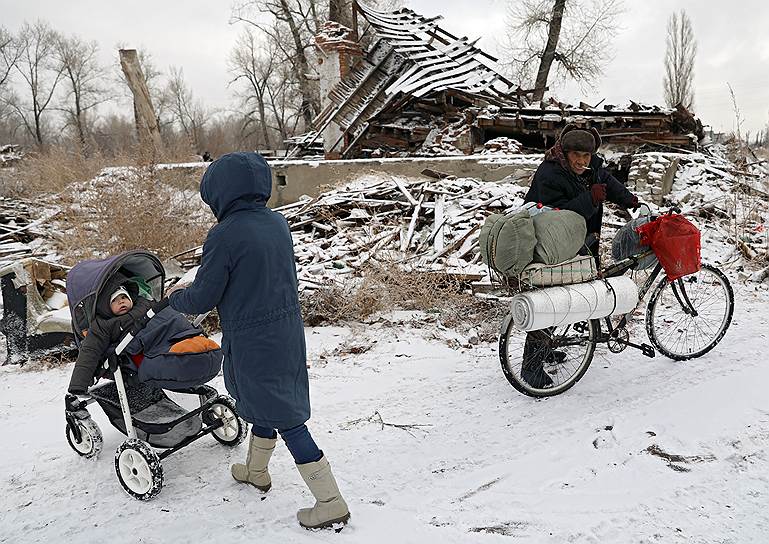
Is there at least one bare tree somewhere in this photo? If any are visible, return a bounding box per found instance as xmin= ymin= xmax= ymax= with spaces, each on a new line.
xmin=165 ymin=66 xmax=210 ymax=152
xmin=663 ymin=10 xmax=696 ymax=110
xmin=55 ymin=35 xmax=111 ymax=151
xmin=7 ymin=21 xmax=65 ymax=146
xmin=267 ymin=62 xmax=303 ymax=141
xmin=231 ymin=0 xmax=322 ymax=131
xmin=501 ymin=0 xmax=624 ymax=102
xmin=0 ymin=26 xmax=22 ymax=91
xmin=229 ymin=28 xmax=276 ymax=149
xmin=114 ymin=45 xmax=168 ymax=136
xmin=0 ymin=27 xmax=21 ymax=128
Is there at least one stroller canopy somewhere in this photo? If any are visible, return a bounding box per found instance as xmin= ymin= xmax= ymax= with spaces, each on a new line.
xmin=66 ymin=250 xmax=165 ymax=344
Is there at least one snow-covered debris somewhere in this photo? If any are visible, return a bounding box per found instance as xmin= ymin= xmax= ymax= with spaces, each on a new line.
xmin=620 ymin=144 xmax=769 ymax=272
xmin=273 ymin=173 xmax=534 ymax=290
xmin=481 ymin=137 xmax=523 ymax=155
xmin=0 ymin=144 xmax=23 ymax=166
xmin=0 ymin=197 xmax=61 ymax=268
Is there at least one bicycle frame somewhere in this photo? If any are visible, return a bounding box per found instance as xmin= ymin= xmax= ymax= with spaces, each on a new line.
xmin=597 ymin=247 xmax=700 ymax=358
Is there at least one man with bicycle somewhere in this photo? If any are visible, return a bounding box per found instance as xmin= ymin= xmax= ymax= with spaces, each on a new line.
xmin=520 ymin=124 xmax=640 ymax=388
xmin=526 ymin=124 xmax=640 ymax=265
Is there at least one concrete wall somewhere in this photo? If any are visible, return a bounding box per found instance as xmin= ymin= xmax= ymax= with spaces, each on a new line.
xmin=165 ymin=154 xmax=542 ymax=208
xmin=267 ymin=154 xmax=541 ymax=207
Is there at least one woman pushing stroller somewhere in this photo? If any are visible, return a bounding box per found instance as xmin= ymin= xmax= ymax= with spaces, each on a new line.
xmin=168 ymin=152 xmax=350 ymax=530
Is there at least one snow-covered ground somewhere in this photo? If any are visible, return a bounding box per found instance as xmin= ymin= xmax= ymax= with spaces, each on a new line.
xmin=2 ymin=146 xmax=768 ymax=542
xmin=2 ymin=284 xmax=768 ymax=543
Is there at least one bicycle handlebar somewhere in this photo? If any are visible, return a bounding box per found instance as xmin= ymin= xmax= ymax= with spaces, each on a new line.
xmin=635 ymin=204 xmax=682 ymax=222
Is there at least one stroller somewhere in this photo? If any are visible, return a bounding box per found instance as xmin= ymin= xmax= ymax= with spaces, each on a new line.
xmin=63 ymin=250 xmax=247 ymax=500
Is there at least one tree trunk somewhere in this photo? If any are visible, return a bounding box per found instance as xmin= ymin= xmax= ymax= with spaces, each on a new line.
xmin=532 ymin=0 xmax=566 ymax=102
xmin=257 ymin=99 xmax=272 ymax=149
xmin=278 ymin=0 xmax=316 ymax=131
xmin=33 ymin=93 xmax=43 ymax=146
xmin=119 ymin=49 xmax=163 ymax=153
xmin=74 ymin=89 xmax=87 ymax=152
xmin=34 ymin=111 xmax=43 ymax=146
xmin=330 ymin=0 xmax=352 ymax=28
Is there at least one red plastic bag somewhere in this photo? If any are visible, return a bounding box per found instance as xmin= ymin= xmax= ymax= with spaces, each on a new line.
xmin=637 ymin=214 xmax=701 ymax=281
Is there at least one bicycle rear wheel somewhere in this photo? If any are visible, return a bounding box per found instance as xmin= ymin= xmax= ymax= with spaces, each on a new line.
xmin=499 ymin=314 xmax=598 ymax=397
xmin=646 ymin=263 xmax=734 ymax=360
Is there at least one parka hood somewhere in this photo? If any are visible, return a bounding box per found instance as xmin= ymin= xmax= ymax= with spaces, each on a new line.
xmin=200 ymin=152 xmax=272 ymax=221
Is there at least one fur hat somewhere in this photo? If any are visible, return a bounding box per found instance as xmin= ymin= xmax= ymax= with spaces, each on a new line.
xmin=109 ymin=286 xmax=131 ymax=304
xmin=559 ymin=124 xmax=602 ymax=153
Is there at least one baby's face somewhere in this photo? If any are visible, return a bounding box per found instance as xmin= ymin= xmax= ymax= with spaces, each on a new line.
xmin=110 ymin=294 xmax=133 ymax=316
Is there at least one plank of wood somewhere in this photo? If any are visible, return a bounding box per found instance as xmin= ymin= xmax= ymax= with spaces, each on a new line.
xmin=432 ymin=195 xmax=445 ymax=253
xmin=452 ymin=195 xmax=502 ymax=220
xmin=390 ymin=176 xmax=419 ymax=206
xmin=0 ymin=211 xmax=60 ymax=242
xmin=429 ymin=224 xmax=480 ymax=262
xmin=402 ymin=193 xmax=424 ymax=251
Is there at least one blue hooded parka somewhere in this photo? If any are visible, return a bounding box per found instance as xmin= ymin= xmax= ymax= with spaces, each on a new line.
xmin=169 ymin=152 xmax=310 ymax=429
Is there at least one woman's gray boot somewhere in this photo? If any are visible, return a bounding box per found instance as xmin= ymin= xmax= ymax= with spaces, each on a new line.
xmin=296 ymin=455 xmax=350 ymax=529
xmin=231 ymin=434 xmax=276 ymax=492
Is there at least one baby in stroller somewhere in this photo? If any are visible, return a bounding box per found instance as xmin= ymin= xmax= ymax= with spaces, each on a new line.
xmin=64 ymin=250 xmax=246 ymax=501
xmin=67 ymin=269 xmax=220 ymax=395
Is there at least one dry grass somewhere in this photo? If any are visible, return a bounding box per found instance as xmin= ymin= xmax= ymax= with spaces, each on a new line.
xmin=2 ymin=139 xmax=205 ymax=200
xmin=20 ymin=349 xmax=78 ymax=372
xmin=301 ymin=262 xmax=508 ymax=342
xmin=52 ymin=147 xmax=215 ymax=263
xmin=4 ymin=147 xmax=128 ymax=198
xmin=56 ymin=159 xmax=212 ymax=264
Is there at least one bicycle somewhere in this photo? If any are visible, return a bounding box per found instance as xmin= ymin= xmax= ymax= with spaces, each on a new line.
xmin=498 ymin=207 xmax=735 ymax=398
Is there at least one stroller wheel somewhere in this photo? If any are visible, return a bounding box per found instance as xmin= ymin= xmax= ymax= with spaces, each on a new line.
xmin=66 ymin=418 xmax=103 ymax=459
xmin=208 ymin=396 xmax=247 ymax=447
xmin=115 ymin=439 xmax=164 ymax=500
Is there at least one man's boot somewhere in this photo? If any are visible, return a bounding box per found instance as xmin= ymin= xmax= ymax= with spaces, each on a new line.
xmin=521 ymin=332 xmax=554 ymax=388
xmin=231 ymin=434 xmax=276 ymax=492
xmin=296 ymin=455 xmax=350 ymax=529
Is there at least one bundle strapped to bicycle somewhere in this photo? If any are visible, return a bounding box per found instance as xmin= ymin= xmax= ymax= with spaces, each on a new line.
xmin=497 ymin=206 xmax=734 ymax=398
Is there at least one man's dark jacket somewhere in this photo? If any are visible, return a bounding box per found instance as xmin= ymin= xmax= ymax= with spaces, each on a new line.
xmin=169 ymin=152 xmax=310 ymax=430
xmin=525 ymin=144 xmax=635 ymax=251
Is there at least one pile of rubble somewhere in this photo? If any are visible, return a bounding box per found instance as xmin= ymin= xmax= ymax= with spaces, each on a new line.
xmin=273 ymin=171 xmax=530 ymax=291
xmin=481 ymin=137 xmax=524 ymax=155
xmin=0 ymin=197 xmax=61 ymax=269
xmin=0 ymin=144 xmax=23 ymax=167
xmin=173 ymin=145 xmax=769 ymax=293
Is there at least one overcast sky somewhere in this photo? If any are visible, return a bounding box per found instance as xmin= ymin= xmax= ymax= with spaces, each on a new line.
xmin=2 ymin=0 xmax=768 ymax=136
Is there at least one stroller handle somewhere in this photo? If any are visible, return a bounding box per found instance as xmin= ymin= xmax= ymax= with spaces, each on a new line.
xmin=113 ymin=297 xmax=170 ymax=356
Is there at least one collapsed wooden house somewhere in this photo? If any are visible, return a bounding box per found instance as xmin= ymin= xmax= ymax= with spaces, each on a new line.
xmin=299 ymin=1 xmax=704 ymax=159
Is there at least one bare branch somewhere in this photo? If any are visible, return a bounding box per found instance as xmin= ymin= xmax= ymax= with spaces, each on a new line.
xmin=499 ymin=0 xmax=625 ymax=98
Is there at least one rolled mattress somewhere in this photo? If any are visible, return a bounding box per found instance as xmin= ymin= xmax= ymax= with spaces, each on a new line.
xmin=511 ymin=276 xmax=639 ymax=331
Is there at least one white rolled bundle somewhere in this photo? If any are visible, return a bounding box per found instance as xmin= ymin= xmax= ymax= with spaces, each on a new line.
xmin=511 ymin=276 xmax=639 ymax=331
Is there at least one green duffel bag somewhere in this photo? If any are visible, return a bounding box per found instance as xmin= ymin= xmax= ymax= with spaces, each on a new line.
xmin=479 ymin=210 xmax=537 ymax=277
xmin=532 ymin=209 xmax=587 ymax=265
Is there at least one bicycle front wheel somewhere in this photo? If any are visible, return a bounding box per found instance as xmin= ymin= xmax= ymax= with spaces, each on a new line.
xmin=646 ymin=263 xmax=734 ymax=360
xmin=499 ymin=314 xmax=598 ymax=397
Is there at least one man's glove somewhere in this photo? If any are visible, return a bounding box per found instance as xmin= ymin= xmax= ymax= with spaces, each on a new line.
xmin=590 ymin=183 xmax=607 ymax=205
xmin=628 ymin=195 xmax=640 ymax=209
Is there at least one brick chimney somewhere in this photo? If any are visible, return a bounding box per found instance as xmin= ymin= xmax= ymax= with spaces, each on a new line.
xmin=315 ymin=21 xmax=362 ymax=159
